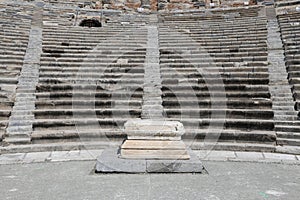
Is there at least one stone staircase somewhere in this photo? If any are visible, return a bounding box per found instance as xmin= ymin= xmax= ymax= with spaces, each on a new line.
xmin=276 ymin=10 xmax=300 ymax=148
xmin=278 ymin=12 xmax=300 ymax=110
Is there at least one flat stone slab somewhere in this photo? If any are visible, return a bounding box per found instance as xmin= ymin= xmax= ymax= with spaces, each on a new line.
xmin=95 ymin=148 xmax=203 ymax=173
xmin=122 ymin=140 xmax=187 ymax=150
xmin=120 ymin=140 xmax=190 ymax=160
xmin=95 ymin=148 xmax=146 ymax=173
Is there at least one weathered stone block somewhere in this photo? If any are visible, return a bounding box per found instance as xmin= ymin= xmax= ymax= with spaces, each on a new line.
xmin=125 ymin=119 xmax=185 ymax=139
xmin=121 ymin=139 xmax=189 ymax=159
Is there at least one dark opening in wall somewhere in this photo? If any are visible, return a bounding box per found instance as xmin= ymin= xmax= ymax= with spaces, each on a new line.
xmin=79 ymin=19 xmax=102 ymax=27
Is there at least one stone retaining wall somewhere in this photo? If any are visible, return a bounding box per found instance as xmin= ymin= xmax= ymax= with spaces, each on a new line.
xmin=80 ymin=0 xmax=256 ymax=11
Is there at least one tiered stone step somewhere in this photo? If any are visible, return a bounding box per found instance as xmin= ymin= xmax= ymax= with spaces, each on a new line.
xmin=0 ymin=2 xmax=32 ymax=142
xmin=42 ymin=6 xmax=76 ymax=27
xmin=211 ymin=6 xmax=263 ymax=17
xmin=161 ymin=6 xmax=263 ymax=20
xmin=2 ymin=1 xmax=300 ymax=154
xmin=159 ymin=8 xmax=276 ymax=151
xmin=275 ymin=121 xmax=300 ymax=146
xmin=32 ymin=15 xmax=149 ymax=143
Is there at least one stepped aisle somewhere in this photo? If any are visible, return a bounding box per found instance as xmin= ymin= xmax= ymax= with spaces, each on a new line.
xmin=276 ymin=9 xmax=300 ymax=151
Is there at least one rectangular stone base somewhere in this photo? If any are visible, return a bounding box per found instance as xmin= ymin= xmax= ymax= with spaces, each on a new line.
xmin=122 ymin=140 xmax=186 ymax=149
xmin=95 ymin=148 xmax=203 ymax=173
xmin=120 ymin=140 xmax=190 ymax=160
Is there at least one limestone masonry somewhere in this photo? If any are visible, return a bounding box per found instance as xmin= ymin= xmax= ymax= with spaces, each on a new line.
xmin=0 ymin=0 xmax=300 ymax=157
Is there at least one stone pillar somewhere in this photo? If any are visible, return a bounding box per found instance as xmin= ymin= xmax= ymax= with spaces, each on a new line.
xmin=141 ymin=17 xmax=163 ymax=119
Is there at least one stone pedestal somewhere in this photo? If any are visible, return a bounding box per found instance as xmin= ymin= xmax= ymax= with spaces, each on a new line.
xmin=95 ymin=20 xmax=202 ymax=173
xmin=95 ymin=119 xmax=203 ymax=173
xmin=120 ymin=119 xmax=190 ymax=160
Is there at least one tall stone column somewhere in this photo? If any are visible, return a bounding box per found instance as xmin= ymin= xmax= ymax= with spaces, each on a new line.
xmin=141 ymin=15 xmax=163 ymax=119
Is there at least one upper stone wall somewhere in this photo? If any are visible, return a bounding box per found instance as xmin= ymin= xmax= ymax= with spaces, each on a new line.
xmin=42 ymin=0 xmax=258 ymax=11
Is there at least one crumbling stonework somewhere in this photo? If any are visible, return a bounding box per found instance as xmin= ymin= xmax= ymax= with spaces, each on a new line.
xmin=72 ymin=0 xmax=260 ymax=11
xmin=159 ymin=0 xmax=195 ymax=10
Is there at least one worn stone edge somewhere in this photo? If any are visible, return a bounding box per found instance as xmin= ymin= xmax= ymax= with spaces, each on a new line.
xmin=0 ymin=150 xmax=299 ymax=165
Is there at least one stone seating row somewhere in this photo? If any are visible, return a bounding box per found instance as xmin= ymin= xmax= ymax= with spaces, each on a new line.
xmin=32 ymin=20 xmax=148 ymax=143
xmin=158 ymin=9 xmax=276 ymax=151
